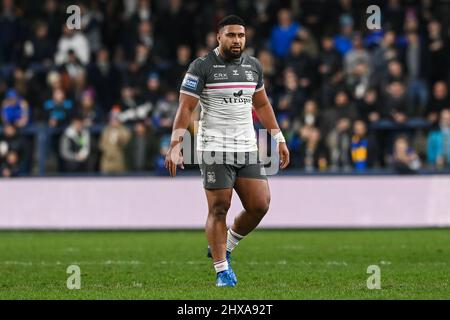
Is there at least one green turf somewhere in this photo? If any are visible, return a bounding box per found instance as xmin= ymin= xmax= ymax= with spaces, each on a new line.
xmin=0 ymin=229 xmax=449 ymax=299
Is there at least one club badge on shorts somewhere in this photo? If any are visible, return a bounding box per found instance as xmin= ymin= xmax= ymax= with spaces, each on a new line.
xmin=207 ymin=171 xmax=216 ymax=183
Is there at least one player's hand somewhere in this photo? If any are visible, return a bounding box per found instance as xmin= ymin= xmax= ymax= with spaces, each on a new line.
xmin=278 ymin=142 xmax=290 ymax=169
xmin=165 ymin=141 xmax=184 ymax=177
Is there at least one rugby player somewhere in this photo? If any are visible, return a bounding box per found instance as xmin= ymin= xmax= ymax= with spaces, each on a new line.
xmin=165 ymin=15 xmax=290 ymax=287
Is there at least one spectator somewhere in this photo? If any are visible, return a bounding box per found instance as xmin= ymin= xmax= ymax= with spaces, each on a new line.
xmin=143 ymin=72 xmax=162 ymax=107
xmin=389 ymin=134 xmax=421 ymax=174
xmin=270 ymin=8 xmax=300 ymax=59
xmin=123 ymin=43 xmax=155 ymax=93
xmin=117 ymin=85 xmax=152 ymax=124
xmin=0 ymin=0 xmax=23 ymax=64
xmin=426 ymin=81 xmax=449 ymax=126
xmin=155 ymin=0 xmax=192 ymax=59
xmin=333 ymin=14 xmax=354 ymax=56
xmin=99 ymin=106 xmax=131 ymax=174
xmin=318 ymin=35 xmax=344 ymax=108
xmin=344 ymin=33 xmax=371 ymax=79
xmin=59 ymin=116 xmax=90 ymax=172
xmin=405 ymin=31 xmax=429 ymax=115
xmin=79 ymin=2 xmax=104 ymax=54
xmin=326 ymin=120 xmax=352 ymax=171
xmin=298 ymin=126 xmax=328 ymax=172
xmin=1 ymin=88 xmax=29 ymax=127
xmin=127 ymin=0 xmax=153 ymax=24
xmin=277 ymin=113 xmax=292 ymax=137
xmin=61 ymin=49 xmax=85 ymax=83
xmin=1 ymin=150 xmax=20 ymax=177
xmin=12 ymin=67 xmax=29 ymax=101
xmin=351 ymin=120 xmax=369 ymax=170
xmin=356 ymin=88 xmax=381 ymax=124
xmin=257 ymin=49 xmax=277 ymax=84
xmin=152 ymin=90 xmax=178 ymax=133
xmin=382 ymin=60 xmax=406 ymax=87
xmin=155 ymin=134 xmax=171 ymax=174
xmin=347 ymin=60 xmax=371 ymax=101
xmin=276 ymin=69 xmax=305 ymax=119
xmin=60 ymin=49 xmax=87 ymax=100
xmin=121 ymin=1 xmax=153 ymax=60
xmin=23 ymin=21 xmax=55 ymax=69
xmin=296 ymin=28 xmax=319 ymax=59
xmin=41 ymin=0 xmax=63 ymax=43
xmin=204 ymin=31 xmax=217 ymax=51
xmin=125 ymin=121 xmax=159 ymax=171
xmin=55 ymin=25 xmax=90 ymax=66
xmin=137 ymin=20 xmax=154 ymax=51
xmin=382 ymin=81 xmax=409 ymax=123
xmin=44 ymin=88 xmax=73 ymax=128
xmin=248 ymin=0 xmax=278 ymax=41
xmin=426 ymin=20 xmax=448 ymax=83
xmin=371 ymin=30 xmax=399 ymax=82
xmin=345 ymin=34 xmax=372 ymax=101
xmin=403 ymin=8 xmax=420 ymax=34
xmin=321 ymin=90 xmax=357 ymax=137
xmin=323 ymin=90 xmax=357 ymax=170
xmin=285 ymin=37 xmax=316 ymax=94
xmin=298 ymin=99 xmax=321 ymax=128
xmin=78 ymin=88 xmax=101 ymax=127
xmin=119 ymin=86 xmax=140 ymax=111
xmin=165 ymin=44 xmax=192 ymax=90
xmin=87 ymin=48 xmax=121 ymax=117
xmin=0 ymin=123 xmax=25 ymax=168
xmin=384 ymin=0 xmax=404 ymax=33
xmin=427 ymin=109 xmax=450 ymax=168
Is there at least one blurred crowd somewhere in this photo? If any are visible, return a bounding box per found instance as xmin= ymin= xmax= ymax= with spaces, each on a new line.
xmin=0 ymin=0 xmax=450 ymax=176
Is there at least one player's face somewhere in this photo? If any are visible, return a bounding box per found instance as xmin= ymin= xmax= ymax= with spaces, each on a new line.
xmin=217 ymin=25 xmax=246 ymax=60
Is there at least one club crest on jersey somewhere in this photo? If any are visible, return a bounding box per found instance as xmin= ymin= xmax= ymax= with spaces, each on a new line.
xmin=182 ymin=73 xmax=199 ymax=90
xmin=245 ymin=71 xmax=254 ymax=81
xmin=207 ymin=171 xmax=216 ymax=183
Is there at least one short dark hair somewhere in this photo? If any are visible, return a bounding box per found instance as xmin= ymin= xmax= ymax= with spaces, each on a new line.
xmin=218 ymin=15 xmax=245 ymax=30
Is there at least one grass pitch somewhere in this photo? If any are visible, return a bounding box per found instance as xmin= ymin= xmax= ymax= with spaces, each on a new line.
xmin=0 ymin=229 xmax=449 ymax=299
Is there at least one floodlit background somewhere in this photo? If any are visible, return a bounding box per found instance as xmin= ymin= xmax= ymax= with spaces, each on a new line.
xmin=1 ymin=0 xmax=450 ymax=176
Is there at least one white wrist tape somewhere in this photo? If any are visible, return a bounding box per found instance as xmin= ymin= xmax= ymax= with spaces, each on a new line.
xmin=273 ymin=131 xmax=286 ymax=144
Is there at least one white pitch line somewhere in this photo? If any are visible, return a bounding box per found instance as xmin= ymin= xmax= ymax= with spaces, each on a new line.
xmin=0 ymin=260 xmax=143 ymax=266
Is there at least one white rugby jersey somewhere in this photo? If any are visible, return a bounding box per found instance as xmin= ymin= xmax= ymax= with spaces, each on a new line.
xmin=180 ymin=47 xmax=265 ymax=152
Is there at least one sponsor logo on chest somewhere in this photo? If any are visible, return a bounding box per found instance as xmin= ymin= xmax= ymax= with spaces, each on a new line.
xmin=213 ymin=73 xmax=228 ymax=80
xmin=222 ymin=89 xmax=252 ymax=104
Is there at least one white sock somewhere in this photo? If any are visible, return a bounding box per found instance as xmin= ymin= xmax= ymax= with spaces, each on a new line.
xmin=213 ymin=260 xmax=229 ymax=273
xmin=226 ymin=229 xmax=245 ymax=252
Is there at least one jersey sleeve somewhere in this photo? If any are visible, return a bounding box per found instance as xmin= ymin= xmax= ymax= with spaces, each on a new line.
xmin=179 ymin=58 xmax=206 ymax=99
xmin=254 ymin=58 xmax=265 ymax=92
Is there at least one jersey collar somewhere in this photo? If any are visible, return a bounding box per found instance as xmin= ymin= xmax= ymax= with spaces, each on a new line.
xmin=214 ymin=47 xmax=243 ymax=65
